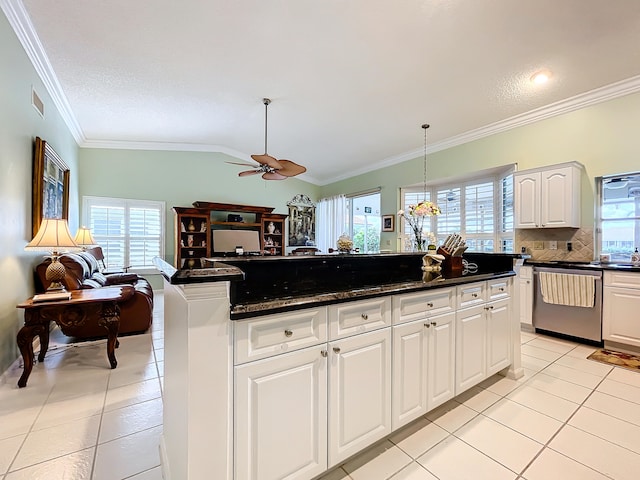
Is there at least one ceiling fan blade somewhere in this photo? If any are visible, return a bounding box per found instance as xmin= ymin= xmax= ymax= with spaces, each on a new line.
xmin=238 ymin=170 xmax=261 ymax=177
xmin=251 ymin=154 xmax=283 ymax=170
xmin=226 ymin=161 xmax=258 ymax=167
xmin=275 ymin=159 xmax=307 ymax=177
xmin=262 ymin=171 xmax=287 ymax=181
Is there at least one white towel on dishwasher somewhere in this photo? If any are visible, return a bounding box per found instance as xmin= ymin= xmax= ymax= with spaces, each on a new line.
xmin=539 ymin=272 xmax=595 ymax=308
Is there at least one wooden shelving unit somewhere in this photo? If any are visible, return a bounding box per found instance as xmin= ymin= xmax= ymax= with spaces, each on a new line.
xmin=262 ymin=213 xmax=288 ymax=256
xmin=173 ymin=207 xmax=211 ymax=268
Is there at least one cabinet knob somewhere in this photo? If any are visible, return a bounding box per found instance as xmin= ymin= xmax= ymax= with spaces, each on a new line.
xmin=284 ymin=329 xmax=293 ymax=337
xmin=426 ymin=302 xmax=434 ymax=308
xmin=361 ymin=313 xmax=369 ymax=320
xmin=431 ymin=321 xmax=437 ymax=327
xmin=333 ymin=347 xmax=341 ymax=354
xmin=499 ymin=287 xmax=505 ymax=291
xmin=526 ymin=280 xmax=530 ymax=284
xmin=424 ymin=323 xmax=430 ymax=328
xmin=320 ymin=350 xmax=328 ymax=358
xmin=472 ymin=293 xmax=478 ymax=298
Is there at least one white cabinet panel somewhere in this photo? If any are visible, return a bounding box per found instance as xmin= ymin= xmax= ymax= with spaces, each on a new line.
xmin=427 ymin=312 xmax=456 ymax=410
xmin=328 ymin=328 xmax=391 ymax=467
xmin=514 ymin=163 xmax=581 ymax=229
xmin=329 ymin=297 xmax=391 ymax=340
xmin=486 ymin=298 xmax=512 ymax=375
xmin=392 ymin=320 xmax=428 ymax=430
xmin=519 ymin=267 xmax=533 ymax=326
xmin=455 ymin=305 xmax=487 ymax=395
xmin=487 ymin=278 xmax=511 ymax=302
xmin=603 ymin=286 xmax=640 ymax=348
xmin=457 ymin=282 xmax=486 ymax=309
xmin=235 ymin=307 xmax=327 ymax=364
xmin=392 ymin=288 xmax=455 ymax=325
xmin=235 ymin=346 xmax=327 ymax=480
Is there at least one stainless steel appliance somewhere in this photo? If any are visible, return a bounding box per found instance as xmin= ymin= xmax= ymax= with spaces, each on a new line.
xmin=532 ymin=265 xmax=603 ymax=343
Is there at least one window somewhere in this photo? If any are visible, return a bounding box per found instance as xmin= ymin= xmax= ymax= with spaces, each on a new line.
xmin=598 ymin=172 xmax=640 ymax=262
xmin=347 ymin=191 xmax=381 ymax=253
xmin=83 ymin=196 xmax=165 ymax=272
xmin=400 ymin=168 xmax=514 ymax=252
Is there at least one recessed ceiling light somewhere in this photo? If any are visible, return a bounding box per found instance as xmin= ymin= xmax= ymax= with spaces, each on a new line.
xmin=531 ymin=70 xmax=552 ymax=84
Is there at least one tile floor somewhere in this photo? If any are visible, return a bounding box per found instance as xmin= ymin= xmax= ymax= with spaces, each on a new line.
xmin=1 ymin=295 xmax=640 ymax=479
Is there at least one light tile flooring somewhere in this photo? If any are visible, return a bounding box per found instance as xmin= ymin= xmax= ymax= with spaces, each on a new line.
xmin=1 ymin=295 xmax=640 ymax=479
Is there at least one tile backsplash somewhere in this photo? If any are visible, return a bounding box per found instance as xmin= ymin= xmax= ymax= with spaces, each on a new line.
xmin=516 ymin=228 xmax=594 ymax=262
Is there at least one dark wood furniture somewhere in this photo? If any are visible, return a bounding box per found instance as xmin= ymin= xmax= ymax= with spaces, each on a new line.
xmin=15 ymin=286 xmax=135 ymax=388
xmin=172 ymin=202 xmax=289 ymax=267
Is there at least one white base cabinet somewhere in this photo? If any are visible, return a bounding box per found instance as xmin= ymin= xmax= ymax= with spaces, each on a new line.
xmin=328 ymin=328 xmax=391 ymax=466
xmin=603 ymin=271 xmax=640 ymax=348
xmin=518 ymin=266 xmax=533 ymax=326
xmin=235 ymin=347 xmax=328 ymax=480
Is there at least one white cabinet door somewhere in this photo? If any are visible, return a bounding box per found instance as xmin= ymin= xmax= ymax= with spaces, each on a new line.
xmin=328 ymin=328 xmax=391 ymax=467
xmin=235 ymin=346 xmax=327 ymax=480
xmin=541 ymin=166 xmax=580 ymax=228
xmin=455 ymin=305 xmax=487 ymax=395
xmin=486 ymin=298 xmax=512 ymax=376
xmin=427 ymin=311 xmax=456 ymax=410
xmin=603 ymin=286 xmax=640 ymax=347
xmin=519 ymin=267 xmax=533 ymax=326
xmin=514 ymin=172 xmax=540 ymax=229
xmin=392 ymin=320 xmax=428 ymax=430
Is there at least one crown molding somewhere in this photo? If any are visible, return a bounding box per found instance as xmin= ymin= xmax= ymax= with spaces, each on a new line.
xmin=317 ymin=75 xmax=640 ymax=185
xmin=2 ymin=0 xmax=85 ymax=143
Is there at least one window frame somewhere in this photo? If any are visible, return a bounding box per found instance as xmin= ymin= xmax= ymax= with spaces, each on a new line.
xmin=82 ymin=196 xmax=165 ymax=274
xmin=399 ymin=166 xmax=514 ymax=253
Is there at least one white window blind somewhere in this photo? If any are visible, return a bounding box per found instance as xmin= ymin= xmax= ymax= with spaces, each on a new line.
xmin=400 ymin=167 xmax=514 ymax=252
xmin=83 ymin=196 xmax=165 ymax=271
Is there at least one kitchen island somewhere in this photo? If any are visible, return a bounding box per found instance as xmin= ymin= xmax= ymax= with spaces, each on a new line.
xmin=155 ymin=253 xmax=524 ymax=480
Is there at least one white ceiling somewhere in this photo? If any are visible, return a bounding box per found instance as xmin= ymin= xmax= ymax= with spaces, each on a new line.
xmin=7 ymin=0 xmax=640 ymax=184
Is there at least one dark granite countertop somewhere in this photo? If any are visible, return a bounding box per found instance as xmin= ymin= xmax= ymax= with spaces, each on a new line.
xmin=230 ymin=270 xmax=515 ymax=320
xmin=153 ymin=257 xmax=245 ymax=284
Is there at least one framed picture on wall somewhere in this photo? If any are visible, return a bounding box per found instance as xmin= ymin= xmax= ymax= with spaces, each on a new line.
xmin=382 ymin=214 xmax=394 ymax=232
xmin=32 ymin=137 xmax=70 ymax=237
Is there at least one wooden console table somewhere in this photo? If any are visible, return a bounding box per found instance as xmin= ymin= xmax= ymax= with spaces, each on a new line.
xmin=15 ymin=286 xmax=135 ymax=388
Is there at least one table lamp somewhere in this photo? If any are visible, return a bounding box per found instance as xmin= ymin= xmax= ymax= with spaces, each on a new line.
xmin=25 ymin=218 xmax=80 ymax=291
xmin=73 ymin=226 xmax=97 ymax=250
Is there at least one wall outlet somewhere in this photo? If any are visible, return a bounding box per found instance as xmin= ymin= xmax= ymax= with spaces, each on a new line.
xmin=534 ymin=241 xmax=544 ymax=250
xmin=548 ymin=240 xmax=558 ymax=250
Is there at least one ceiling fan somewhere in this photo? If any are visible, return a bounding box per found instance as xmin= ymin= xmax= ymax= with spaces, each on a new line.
xmin=227 ymin=98 xmax=307 ymax=180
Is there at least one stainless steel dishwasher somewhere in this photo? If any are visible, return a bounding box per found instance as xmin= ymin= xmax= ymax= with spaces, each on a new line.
xmin=532 ymin=265 xmax=603 ymax=343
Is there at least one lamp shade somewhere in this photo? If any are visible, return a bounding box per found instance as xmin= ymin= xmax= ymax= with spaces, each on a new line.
xmin=25 ymin=218 xmax=80 ymax=253
xmin=73 ymin=226 xmax=97 ymax=247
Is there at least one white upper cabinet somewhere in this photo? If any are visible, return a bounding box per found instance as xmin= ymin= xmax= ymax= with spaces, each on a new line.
xmin=514 ymin=162 xmax=582 ymax=229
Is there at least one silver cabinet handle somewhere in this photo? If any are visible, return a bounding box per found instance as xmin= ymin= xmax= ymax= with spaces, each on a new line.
xmin=472 ymin=293 xmax=478 ymax=298
xmin=321 ymin=350 xmax=328 ymax=358
xmin=426 ymin=302 xmax=434 ymax=308
xmin=361 ymin=313 xmax=368 ymax=320
xmin=499 ymin=287 xmax=505 ymax=291
xmin=333 ymin=347 xmax=341 ymax=354
xmin=431 ymin=321 xmax=437 ymax=326
xmin=284 ymin=329 xmax=293 ymax=337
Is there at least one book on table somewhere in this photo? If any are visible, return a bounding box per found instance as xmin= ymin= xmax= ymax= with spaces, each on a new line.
xmin=32 ymin=291 xmax=72 ymax=303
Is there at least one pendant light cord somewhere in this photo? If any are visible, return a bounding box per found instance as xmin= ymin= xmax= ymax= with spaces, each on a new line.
xmin=263 ymin=98 xmax=271 ymax=154
xmin=422 ymin=123 xmax=430 ymax=202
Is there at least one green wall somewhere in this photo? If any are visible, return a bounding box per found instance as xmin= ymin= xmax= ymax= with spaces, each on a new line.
xmin=320 ymin=92 xmax=640 ymax=249
xmin=77 ymin=148 xmax=321 ymax=283
xmin=0 ymin=12 xmax=79 ymax=375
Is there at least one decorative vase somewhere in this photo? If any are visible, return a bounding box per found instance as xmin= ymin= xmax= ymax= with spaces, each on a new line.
xmin=267 ymin=221 xmax=275 ymax=234
xmin=187 ymin=219 xmax=196 ymax=232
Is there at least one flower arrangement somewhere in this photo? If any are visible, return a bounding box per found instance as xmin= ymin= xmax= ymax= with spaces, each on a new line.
xmin=336 ymin=234 xmax=353 ymax=253
xmin=398 ymin=200 xmax=441 ymax=251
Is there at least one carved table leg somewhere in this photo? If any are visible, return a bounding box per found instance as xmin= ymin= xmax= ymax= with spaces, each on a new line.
xmin=16 ymin=310 xmax=47 ymax=388
xmin=37 ymin=320 xmax=51 ymax=362
xmin=98 ymin=301 xmax=121 ymax=369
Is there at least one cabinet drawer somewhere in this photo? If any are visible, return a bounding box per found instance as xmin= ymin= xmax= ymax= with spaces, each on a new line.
xmin=604 ymin=270 xmax=640 ymax=289
xmin=457 ymin=282 xmax=486 ymax=309
xmin=329 ymin=297 xmax=391 ymax=340
xmin=487 ymin=278 xmax=511 ymax=301
xmin=392 ymin=288 xmax=455 ymax=325
xmin=235 ymin=307 xmax=328 ymax=364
